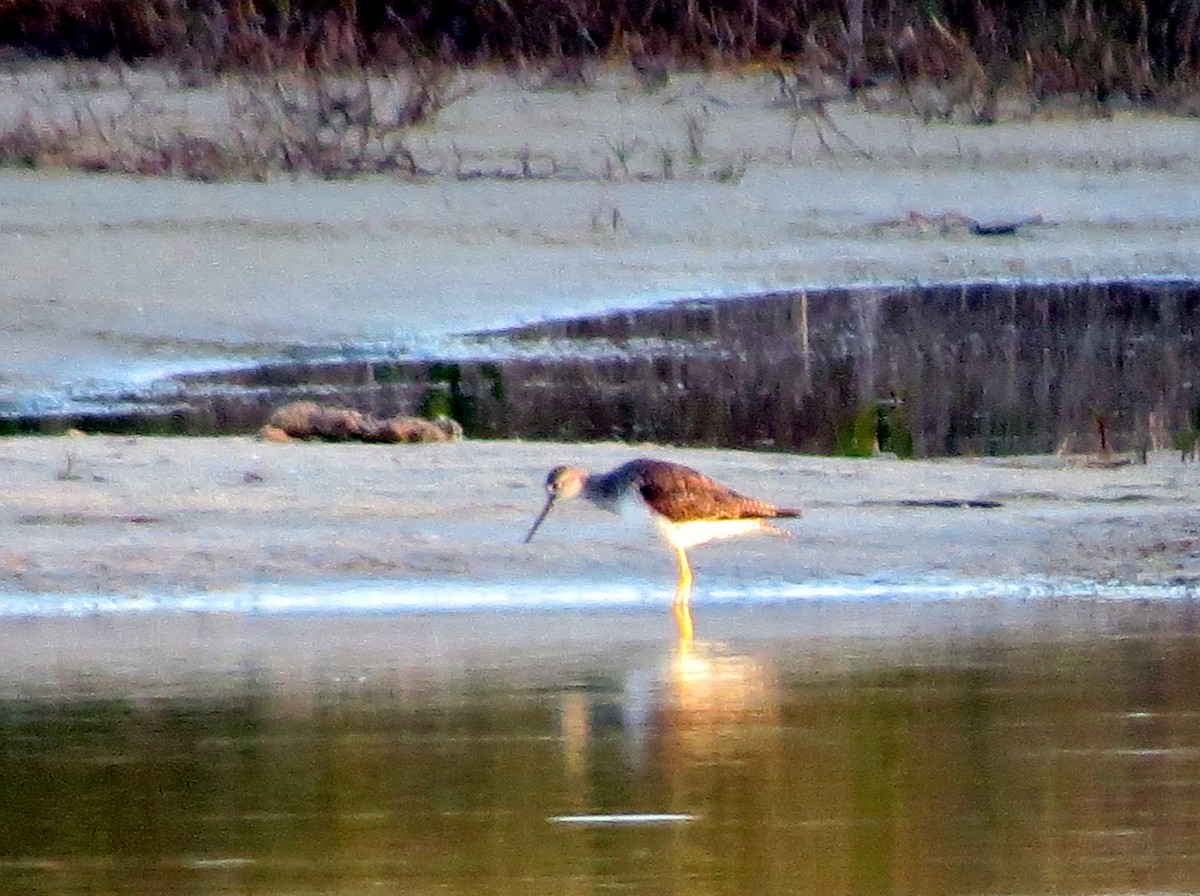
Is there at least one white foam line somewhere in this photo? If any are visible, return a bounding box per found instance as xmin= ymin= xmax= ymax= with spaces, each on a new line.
xmin=0 ymin=576 xmax=1193 ymax=619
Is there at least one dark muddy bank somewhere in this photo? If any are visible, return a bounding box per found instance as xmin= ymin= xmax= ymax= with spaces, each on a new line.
xmin=7 ymin=278 xmax=1200 ymax=458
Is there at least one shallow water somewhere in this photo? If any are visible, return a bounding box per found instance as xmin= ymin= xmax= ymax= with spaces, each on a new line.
xmin=2 ymin=594 xmax=1200 ymax=896
xmin=9 ymin=278 xmax=1200 ymax=460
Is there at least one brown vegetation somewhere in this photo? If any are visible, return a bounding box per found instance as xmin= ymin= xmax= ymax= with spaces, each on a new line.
xmin=2 ymin=0 xmax=1197 ymax=96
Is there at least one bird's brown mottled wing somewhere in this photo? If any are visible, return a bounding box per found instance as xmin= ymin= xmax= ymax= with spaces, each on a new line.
xmin=631 ymin=459 xmax=798 ymax=522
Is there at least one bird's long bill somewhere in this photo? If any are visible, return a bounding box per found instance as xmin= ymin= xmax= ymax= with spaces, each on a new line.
xmin=523 ymin=495 xmax=557 ymax=543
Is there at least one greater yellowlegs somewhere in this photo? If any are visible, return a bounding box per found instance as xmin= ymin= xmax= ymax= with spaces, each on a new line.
xmin=523 ymin=458 xmax=800 ymax=630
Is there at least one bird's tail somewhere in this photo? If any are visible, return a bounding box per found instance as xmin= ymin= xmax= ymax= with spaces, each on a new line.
xmin=762 ymin=521 xmax=794 ymax=538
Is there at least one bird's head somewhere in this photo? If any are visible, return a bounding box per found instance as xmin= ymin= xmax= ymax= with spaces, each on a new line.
xmin=545 ymin=465 xmax=586 ymax=500
xmin=524 ymin=466 xmax=587 ymax=543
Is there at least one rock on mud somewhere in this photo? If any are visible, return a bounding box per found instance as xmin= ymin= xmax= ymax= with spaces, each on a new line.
xmin=262 ymin=401 xmax=463 ymax=443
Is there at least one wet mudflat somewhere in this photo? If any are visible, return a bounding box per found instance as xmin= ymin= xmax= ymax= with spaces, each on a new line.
xmin=1 ymin=598 xmax=1198 ymax=896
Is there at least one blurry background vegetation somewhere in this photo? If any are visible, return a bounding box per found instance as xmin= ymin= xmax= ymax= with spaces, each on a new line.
xmin=0 ymin=0 xmax=1197 ymax=100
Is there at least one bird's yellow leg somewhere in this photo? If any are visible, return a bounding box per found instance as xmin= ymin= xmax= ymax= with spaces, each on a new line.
xmin=672 ymin=546 xmax=695 ymax=646
xmin=673 ymin=546 xmax=694 ymax=600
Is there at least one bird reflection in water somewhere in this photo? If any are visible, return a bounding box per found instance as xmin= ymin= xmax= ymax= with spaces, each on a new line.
xmin=664 ymin=637 xmax=778 ymax=762
xmin=674 ymin=597 xmax=695 ymax=645
xmin=557 ymin=633 xmax=778 ymax=791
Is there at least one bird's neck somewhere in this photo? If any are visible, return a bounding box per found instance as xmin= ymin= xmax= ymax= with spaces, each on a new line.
xmin=582 ymin=474 xmax=623 ymax=512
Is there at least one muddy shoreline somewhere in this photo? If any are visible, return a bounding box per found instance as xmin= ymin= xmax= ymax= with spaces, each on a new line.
xmin=1 ymin=435 xmax=1197 ymax=600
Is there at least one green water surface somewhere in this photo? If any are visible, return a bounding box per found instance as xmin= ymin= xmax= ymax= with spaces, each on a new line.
xmin=1 ymin=603 xmax=1198 ymax=895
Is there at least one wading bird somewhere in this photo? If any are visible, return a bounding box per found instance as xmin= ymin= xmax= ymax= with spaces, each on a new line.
xmin=524 ymin=458 xmax=800 ymax=640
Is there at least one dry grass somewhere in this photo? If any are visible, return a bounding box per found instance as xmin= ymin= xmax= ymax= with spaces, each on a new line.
xmin=0 ymin=62 xmax=468 ymax=180
xmin=1 ymin=0 xmax=1196 ymax=87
